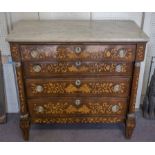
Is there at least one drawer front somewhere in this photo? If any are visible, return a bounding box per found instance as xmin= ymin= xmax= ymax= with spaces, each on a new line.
xmin=26 ymin=77 xmax=131 ymax=97
xmin=31 ymin=116 xmax=125 ymax=124
xmin=21 ymin=44 xmax=136 ymax=62
xmin=28 ymin=97 xmax=128 ymax=117
xmin=24 ymin=62 xmax=133 ymax=77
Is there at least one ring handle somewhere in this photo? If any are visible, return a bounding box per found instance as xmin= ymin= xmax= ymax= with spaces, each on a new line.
xmin=113 ymin=84 xmax=120 ymax=93
xmin=111 ymin=105 xmax=119 ymax=113
xmin=75 ymin=99 xmax=81 ymax=106
xmin=35 ymin=85 xmax=43 ymax=93
xmin=118 ymin=49 xmax=126 ymax=58
xmin=115 ymin=64 xmax=122 ymax=72
xmin=36 ymin=106 xmax=44 ymax=113
xmin=75 ymin=47 xmax=82 ymax=54
xmin=75 ymin=80 xmax=81 ymax=86
xmin=31 ymin=50 xmax=38 ymax=58
xmin=75 ymin=61 xmax=81 ymax=67
xmin=33 ymin=65 xmax=42 ymax=72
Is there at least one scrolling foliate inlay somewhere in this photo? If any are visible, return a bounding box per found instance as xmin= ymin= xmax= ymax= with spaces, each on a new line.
xmin=16 ymin=67 xmax=27 ymax=113
xmin=29 ymin=81 xmax=129 ymax=96
xmin=136 ymin=44 xmax=146 ymax=61
xmin=10 ymin=43 xmax=20 ymax=61
xmin=10 ymin=43 xmax=27 ymax=114
xmin=129 ymin=63 xmax=140 ymax=113
xmin=31 ymin=117 xmax=124 ymax=124
xmin=32 ymin=101 xmax=126 ymax=115
xmin=56 ymin=47 xmax=133 ymax=61
xmin=21 ymin=45 xmax=135 ymax=61
xmin=28 ymin=63 xmax=130 ymax=74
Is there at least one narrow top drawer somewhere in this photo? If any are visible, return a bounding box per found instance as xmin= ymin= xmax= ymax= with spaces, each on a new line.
xmin=20 ymin=44 xmax=136 ymax=62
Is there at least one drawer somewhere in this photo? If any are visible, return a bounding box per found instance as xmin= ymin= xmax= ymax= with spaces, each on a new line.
xmin=28 ymin=97 xmax=128 ymax=117
xmin=26 ymin=77 xmax=131 ymax=97
xmin=24 ymin=62 xmax=133 ymax=77
xmin=20 ymin=44 xmax=136 ymax=62
xmin=31 ymin=116 xmax=125 ymax=124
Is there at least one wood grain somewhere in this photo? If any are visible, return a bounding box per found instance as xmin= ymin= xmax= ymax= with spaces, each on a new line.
xmin=9 ymin=41 xmax=147 ymax=140
xmin=25 ymin=77 xmax=131 ymax=98
xmin=20 ymin=44 xmax=136 ymax=62
xmin=24 ymin=61 xmax=133 ymax=77
xmin=28 ymin=97 xmax=128 ymax=117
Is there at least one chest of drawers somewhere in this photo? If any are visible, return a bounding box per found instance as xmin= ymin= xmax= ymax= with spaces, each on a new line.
xmin=7 ymin=20 xmax=148 ymax=140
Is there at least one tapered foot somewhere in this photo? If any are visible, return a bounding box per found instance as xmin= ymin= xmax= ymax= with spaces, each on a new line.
xmin=125 ymin=114 xmax=136 ymax=139
xmin=20 ymin=114 xmax=30 ymax=141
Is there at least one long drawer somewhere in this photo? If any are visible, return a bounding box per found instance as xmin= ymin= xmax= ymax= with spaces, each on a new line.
xmin=28 ymin=97 xmax=128 ymax=117
xmin=25 ymin=77 xmax=131 ymax=97
xmin=20 ymin=44 xmax=136 ymax=62
xmin=31 ymin=116 xmax=125 ymax=124
xmin=24 ymin=61 xmax=133 ymax=77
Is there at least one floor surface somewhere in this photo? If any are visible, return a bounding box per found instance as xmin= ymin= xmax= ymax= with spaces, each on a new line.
xmin=0 ymin=112 xmax=155 ymax=142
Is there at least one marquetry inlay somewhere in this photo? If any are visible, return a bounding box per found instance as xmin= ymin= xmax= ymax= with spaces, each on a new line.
xmin=8 ymin=20 xmax=148 ymax=140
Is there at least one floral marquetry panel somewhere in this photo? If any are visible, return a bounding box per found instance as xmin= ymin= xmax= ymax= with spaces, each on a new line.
xmin=28 ymin=97 xmax=127 ymax=117
xmin=24 ymin=62 xmax=133 ymax=77
xmin=20 ymin=44 xmax=136 ymax=62
xmin=26 ymin=78 xmax=131 ymax=97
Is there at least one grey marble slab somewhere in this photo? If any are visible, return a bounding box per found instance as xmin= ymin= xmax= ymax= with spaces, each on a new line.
xmin=7 ymin=20 xmax=149 ymax=42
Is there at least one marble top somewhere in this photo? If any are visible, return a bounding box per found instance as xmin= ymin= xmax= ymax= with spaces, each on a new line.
xmin=7 ymin=20 xmax=149 ymax=42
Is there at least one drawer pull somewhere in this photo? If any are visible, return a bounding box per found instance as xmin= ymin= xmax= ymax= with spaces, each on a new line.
xmin=113 ymin=84 xmax=120 ymax=93
xmin=111 ymin=105 xmax=119 ymax=113
xmin=31 ymin=50 xmax=38 ymax=58
xmin=36 ymin=85 xmax=43 ymax=93
xmin=33 ymin=65 xmax=42 ymax=72
xmin=75 ymin=61 xmax=81 ymax=66
xmin=36 ymin=106 xmax=44 ymax=113
xmin=115 ymin=64 xmax=122 ymax=72
xmin=75 ymin=99 xmax=81 ymax=106
xmin=75 ymin=80 xmax=81 ymax=86
xmin=118 ymin=49 xmax=126 ymax=58
xmin=75 ymin=47 xmax=82 ymax=54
